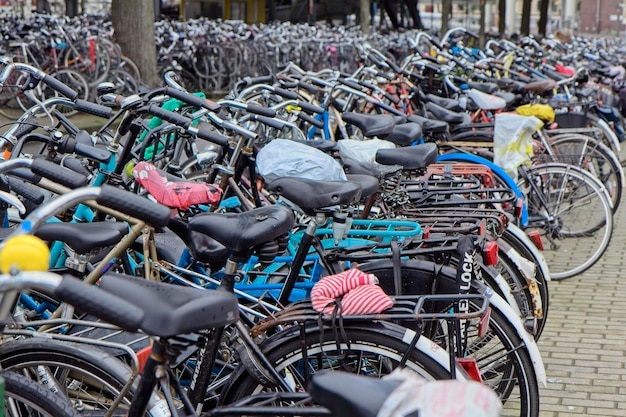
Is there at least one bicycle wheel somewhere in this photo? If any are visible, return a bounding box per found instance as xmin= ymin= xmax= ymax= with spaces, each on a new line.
xmin=547 ymin=134 xmax=623 ymax=212
xmin=0 ymin=338 xmax=165 ymax=417
xmin=517 ymin=163 xmax=614 ymax=279
xmin=358 ymin=260 xmax=540 ymax=417
xmin=552 ymin=111 xmax=621 ymax=155
xmin=2 ymin=370 xmax=82 ymax=417
xmin=106 ymin=68 xmax=140 ymax=96
xmin=220 ymin=322 xmax=459 ymax=406
xmin=63 ymin=38 xmax=111 ymax=87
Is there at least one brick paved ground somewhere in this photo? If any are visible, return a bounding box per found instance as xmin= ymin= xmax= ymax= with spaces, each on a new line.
xmin=538 ymin=198 xmax=626 ymax=416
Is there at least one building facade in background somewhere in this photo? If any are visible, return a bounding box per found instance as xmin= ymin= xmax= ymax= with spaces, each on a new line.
xmin=579 ymin=0 xmax=626 ymax=34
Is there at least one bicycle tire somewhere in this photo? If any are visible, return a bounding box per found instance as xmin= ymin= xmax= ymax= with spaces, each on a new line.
xmin=63 ymin=38 xmax=111 ymax=87
xmin=0 ymin=338 xmax=167 ymax=417
xmin=518 ymin=163 xmax=613 ymax=279
xmin=552 ymin=111 xmax=621 ymax=155
xmin=220 ymin=322 xmax=459 ymax=406
xmin=2 ymin=369 xmax=83 ymax=417
xmin=107 ymin=68 xmax=140 ymax=96
xmin=547 ymin=134 xmax=623 ymax=212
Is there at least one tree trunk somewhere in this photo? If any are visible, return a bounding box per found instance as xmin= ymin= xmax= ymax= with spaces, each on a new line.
xmin=521 ymin=0 xmax=531 ymax=35
xmin=360 ymin=0 xmax=370 ymax=34
xmin=111 ymin=0 xmax=159 ymax=88
xmin=498 ymin=0 xmax=505 ymax=36
xmin=441 ymin=0 xmax=452 ymax=37
xmin=537 ymin=0 xmax=550 ymax=36
xmin=65 ymin=0 xmax=77 ymax=17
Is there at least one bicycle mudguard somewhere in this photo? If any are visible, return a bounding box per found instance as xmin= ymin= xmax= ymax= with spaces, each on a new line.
xmin=257 ymin=320 xmax=467 ymax=379
xmin=505 ymin=224 xmax=551 ymax=283
xmin=437 ymin=153 xmax=529 ymax=226
xmin=476 ymin=281 xmax=547 ymax=387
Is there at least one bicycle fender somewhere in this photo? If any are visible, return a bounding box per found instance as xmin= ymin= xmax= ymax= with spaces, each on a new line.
xmin=478 ymin=284 xmax=547 ymax=387
xmin=506 ymin=224 xmax=552 ymax=282
xmin=259 ymin=320 xmax=467 ymax=379
xmin=437 ymin=153 xmax=529 ymax=226
xmin=490 ymin=271 xmax=523 ymax=317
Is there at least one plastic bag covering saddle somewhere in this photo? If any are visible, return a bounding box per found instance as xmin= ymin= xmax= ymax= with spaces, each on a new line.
xmin=337 ymin=138 xmax=397 ymax=163
xmin=311 ymin=268 xmax=393 ymax=315
xmin=376 ymin=368 xmax=502 ymax=417
xmin=256 ymin=139 xmax=347 ymax=182
xmin=493 ymin=113 xmax=543 ymax=177
xmin=132 ymin=161 xmax=222 ymax=210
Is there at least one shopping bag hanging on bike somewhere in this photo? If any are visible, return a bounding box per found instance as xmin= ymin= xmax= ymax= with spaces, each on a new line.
xmin=493 ymin=113 xmax=543 ymax=180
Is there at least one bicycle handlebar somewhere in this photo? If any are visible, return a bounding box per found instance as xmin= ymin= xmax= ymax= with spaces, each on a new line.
xmin=0 ymin=62 xmax=80 ymax=100
xmin=161 ymin=86 xmax=221 ymax=112
xmin=0 ymin=271 xmax=145 ymax=332
xmin=73 ymin=99 xmax=113 ymax=119
xmin=1 ymin=158 xmax=88 ymax=190
xmin=96 ymin=184 xmax=171 ymax=227
xmin=30 ymin=158 xmax=89 ymax=189
xmin=140 ymin=103 xmax=253 ymax=143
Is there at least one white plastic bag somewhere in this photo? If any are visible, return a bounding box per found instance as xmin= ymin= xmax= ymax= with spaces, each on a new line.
xmin=256 ymin=139 xmax=347 ymax=182
xmin=337 ymin=138 xmax=397 ymax=163
xmin=493 ymin=113 xmax=543 ymax=177
xmin=376 ymin=368 xmax=502 ymax=417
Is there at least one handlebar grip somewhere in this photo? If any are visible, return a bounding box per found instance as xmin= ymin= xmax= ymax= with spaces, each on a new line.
xmin=74 ymin=142 xmax=112 ymax=163
xmin=387 ymin=60 xmax=402 ymax=74
xmin=367 ymin=53 xmax=386 ymax=69
xmin=58 ymin=156 xmax=91 ymax=178
xmin=8 ymin=168 xmax=40 ymax=185
xmin=246 ymin=103 xmax=276 ymax=118
xmin=163 ymin=87 xmax=221 ymax=111
xmin=31 ymin=158 xmax=89 ymax=189
xmin=58 ymin=135 xmax=111 ymax=163
xmin=272 ymin=87 xmax=299 ymax=100
xmin=254 ymin=115 xmax=288 ymax=130
xmin=11 ymin=117 xmax=39 ymax=141
xmin=42 ymin=74 xmax=78 ymax=101
xmin=195 ymin=122 xmax=230 ymax=147
xmin=359 ymin=80 xmax=378 ymax=92
xmin=145 ymin=104 xmax=192 ymax=129
xmin=429 ymin=37 xmax=444 ymax=50
xmin=242 ymin=75 xmax=274 ymax=86
xmin=296 ymin=101 xmax=324 ymax=115
xmin=74 ymin=99 xmax=113 ymax=119
xmin=55 ymin=275 xmax=144 ymax=332
xmin=297 ymin=112 xmax=324 ymax=129
xmin=5 ymin=175 xmax=44 ymax=204
xmin=384 ymin=92 xmax=401 ymax=104
xmin=466 ymin=30 xmax=479 ymax=39
xmin=96 ymin=184 xmax=171 ymax=227
xmin=376 ymin=71 xmax=395 ymax=81
xmin=339 ymin=78 xmax=363 ymax=91
xmin=297 ymin=81 xmax=319 ymax=94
